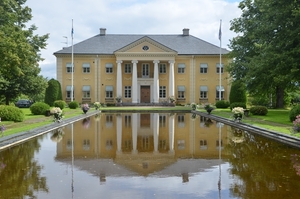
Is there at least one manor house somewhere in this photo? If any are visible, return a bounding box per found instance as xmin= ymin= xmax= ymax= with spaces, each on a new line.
xmin=54 ymin=28 xmax=230 ymax=105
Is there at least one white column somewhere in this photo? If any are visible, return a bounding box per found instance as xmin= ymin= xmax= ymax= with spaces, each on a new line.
xmin=169 ymin=113 xmax=175 ymax=154
xmin=132 ymin=113 xmax=138 ymax=154
xmin=153 ymin=113 xmax=159 ymax=153
xmin=132 ymin=60 xmax=138 ymax=103
xmin=168 ymin=60 xmax=175 ymax=98
xmin=116 ymin=115 xmax=122 ymax=154
xmin=116 ymin=60 xmax=123 ymax=98
xmin=153 ymin=60 xmax=160 ymax=103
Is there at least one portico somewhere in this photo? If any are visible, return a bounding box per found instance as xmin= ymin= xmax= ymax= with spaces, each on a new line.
xmin=116 ymin=58 xmax=175 ymax=104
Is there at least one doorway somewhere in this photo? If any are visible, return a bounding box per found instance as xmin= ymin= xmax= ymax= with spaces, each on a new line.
xmin=140 ymin=86 xmax=150 ymax=103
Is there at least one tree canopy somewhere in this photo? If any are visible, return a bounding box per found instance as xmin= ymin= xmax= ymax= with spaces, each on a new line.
xmin=0 ymin=0 xmax=49 ymax=104
xmin=227 ymin=0 xmax=300 ymax=108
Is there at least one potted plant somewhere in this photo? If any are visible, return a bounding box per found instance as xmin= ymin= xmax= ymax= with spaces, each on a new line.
xmin=204 ymin=104 xmax=214 ymax=114
xmin=169 ymin=96 xmax=176 ymax=103
xmin=191 ymin=103 xmax=197 ymax=110
xmin=292 ymin=115 xmax=300 ymax=133
xmin=115 ymin=96 xmax=122 ymax=103
xmin=81 ymin=103 xmax=90 ymax=114
xmin=94 ymin=102 xmax=101 ymax=110
xmin=232 ymin=107 xmax=244 ymax=122
xmin=50 ymin=107 xmax=63 ymax=122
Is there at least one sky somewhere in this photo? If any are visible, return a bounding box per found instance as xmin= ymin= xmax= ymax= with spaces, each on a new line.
xmin=25 ymin=0 xmax=242 ymax=80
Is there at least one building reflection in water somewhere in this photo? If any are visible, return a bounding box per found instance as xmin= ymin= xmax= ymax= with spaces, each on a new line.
xmin=55 ymin=113 xmax=234 ymax=184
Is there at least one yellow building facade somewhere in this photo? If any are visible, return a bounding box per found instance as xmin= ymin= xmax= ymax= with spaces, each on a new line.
xmin=54 ymin=28 xmax=230 ymax=105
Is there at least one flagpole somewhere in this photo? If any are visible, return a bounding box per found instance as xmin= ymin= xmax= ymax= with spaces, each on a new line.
xmin=219 ymin=19 xmax=222 ymax=101
xmin=71 ymin=19 xmax=74 ymax=102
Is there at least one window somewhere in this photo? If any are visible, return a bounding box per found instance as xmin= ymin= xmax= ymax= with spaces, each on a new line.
xmin=177 ymin=140 xmax=185 ymax=150
xmin=178 ymin=86 xmax=185 ymax=99
xmin=159 ymin=115 xmax=166 ymax=127
xmin=82 ymin=63 xmax=90 ymax=73
xmin=106 ymin=115 xmax=113 ymax=127
xmin=159 ymin=86 xmax=166 ymax=98
xmin=142 ymin=63 xmax=149 ymax=77
xmin=216 ymin=63 xmax=224 ymax=73
xmin=82 ymin=85 xmax=90 ymax=98
xmin=66 ymin=63 xmax=74 ymax=73
xmin=142 ymin=137 xmax=150 ymax=150
xmin=178 ymin=114 xmax=185 ymax=127
xmin=178 ymin=63 xmax=185 ymax=73
xmin=216 ymin=140 xmax=223 ymax=149
xmin=124 ymin=86 xmax=131 ymax=98
xmin=106 ymin=63 xmax=113 ymax=73
xmin=105 ymin=86 xmax=113 ymax=98
xmin=159 ymin=63 xmax=166 ymax=74
xmin=66 ymin=86 xmax=74 ymax=99
xmin=200 ymin=63 xmax=208 ymax=73
xmin=124 ymin=63 xmax=132 ymax=73
xmin=125 ymin=115 xmax=131 ymax=127
xmin=124 ymin=140 xmax=132 ymax=150
xmin=106 ymin=140 xmax=113 ymax=150
xmin=159 ymin=140 xmax=166 ymax=150
xmin=216 ymin=86 xmax=225 ymax=99
xmin=200 ymin=86 xmax=208 ymax=99
xmin=83 ymin=139 xmax=90 ymax=150
xmin=66 ymin=139 xmax=73 ymax=150
xmin=200 ymin=140 xmax=208 ymax=150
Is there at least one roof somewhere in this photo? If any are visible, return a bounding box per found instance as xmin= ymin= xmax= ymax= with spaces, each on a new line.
xmin=54 ymin=32 xmax=230 ymax=56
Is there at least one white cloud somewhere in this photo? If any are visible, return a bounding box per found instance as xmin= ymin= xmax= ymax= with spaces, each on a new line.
xmin=25 ymin=0 xmax=241 ymax=79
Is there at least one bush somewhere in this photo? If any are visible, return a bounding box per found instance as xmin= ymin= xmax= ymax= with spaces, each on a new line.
xmin=30 ymin=102 xmax=50 ymax=115
xmin=44 ymin=79 xmax=61 ymax=106
xmin=68 ymin=101 xmax=79 ymax=109
xmin=289 ymin=104 xmax=300 ymax=122
xmin=249 ymin=106 xmax=268 ymax=116
xmin=215 ymin=100 xmax=230 ymax=108
xmin=230 ymin=102 xmax=246 ymax=110
xmin=0 ymin=105 xmax=25 ymax=122
xmin=54 ymin=100 xmax=66 ymax=110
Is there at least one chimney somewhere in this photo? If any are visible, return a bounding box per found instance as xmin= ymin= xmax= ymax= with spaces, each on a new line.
xmin=182 ymin=28 xmax=189 ymax=36
xmin=100 ymin=28 xmax=106 ymax=36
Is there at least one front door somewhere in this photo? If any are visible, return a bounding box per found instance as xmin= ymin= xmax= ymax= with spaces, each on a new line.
xmin=140 ymin=86 xmax=150 ymax=103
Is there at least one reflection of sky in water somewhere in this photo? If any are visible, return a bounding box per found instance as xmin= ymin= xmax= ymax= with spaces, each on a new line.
xmin=34 ymin=134 xmax=234 ymax=199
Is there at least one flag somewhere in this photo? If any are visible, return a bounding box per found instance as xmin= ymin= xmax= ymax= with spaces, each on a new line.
xmin=71 ymin=19 xmax=74 ymax=39
xmin=218 ymin=19 xmax=222 ymax=41
xmin=71 ymin=27 xmax=74 ymax=39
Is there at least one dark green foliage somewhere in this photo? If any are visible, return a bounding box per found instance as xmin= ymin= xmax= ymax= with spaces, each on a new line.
xmin=249 ymin=95 xmax=270 ymax=107
xmin=44 ymin=79 xmax=60 ymax=106
xmin=289 ymin=105 xmax=300 ymax=122
xmin=215 ymin=100 xmax=230 ymax=108
xmin=0 ymin=105 xmax=25 ymax=122
xmin=68 ymin=101 xmax=79 ymax=109
xmin=30 ymin=102 xmax=50 ymax=115
xmin=54 ymin=100 xmax=66 ymax=110
xmin=250 ymin=106 xmax=268 ymax=116
xmin=229 ymin=80 xmax=247 ymax=104
xmin=56 ymin=81 xmax=63 ymax=100
xmin=230 ymin=102 xmax=246 ymax=110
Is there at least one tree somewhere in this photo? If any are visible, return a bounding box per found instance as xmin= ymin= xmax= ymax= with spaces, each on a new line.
xmin=0 ymin=0 xmax=49 ymax=105
xmin=44 ymin=79 xmax=61 ymax=106
xmin=227 ymin=0 xmax=300 ymax=108
xmin=229 ymin=79 xmax=247 ymax=104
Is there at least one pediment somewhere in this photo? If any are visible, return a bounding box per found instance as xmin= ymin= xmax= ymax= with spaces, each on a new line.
xmin=115 ymin=36 xmax=176 ymax=53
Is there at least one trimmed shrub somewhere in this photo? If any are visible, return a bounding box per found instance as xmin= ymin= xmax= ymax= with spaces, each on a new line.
xmin=0 ymin=105 xmax=25 ymax=122
xmin=215 ymin=100 xmax=230 ymax=108
xmin=54 ymin=100 xmax=66 ymax=110
xmin=30 ymin=102 xmax=50 ymax=115
xmin=249 ymin=106 xmax=268 ymax=116
xmin=44 ymin=79 xmax=61 ymax=106
xmin=289 ymin=104 xmax=300 ymax=122
xmin=68 ymin=101 xmax=79 ymax=109
xmin=230 ymin=102 xmax=246 ymax=110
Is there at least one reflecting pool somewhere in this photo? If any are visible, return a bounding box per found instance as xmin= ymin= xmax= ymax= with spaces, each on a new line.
xmin=0 ymin=112 xmax=300 ymax=199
